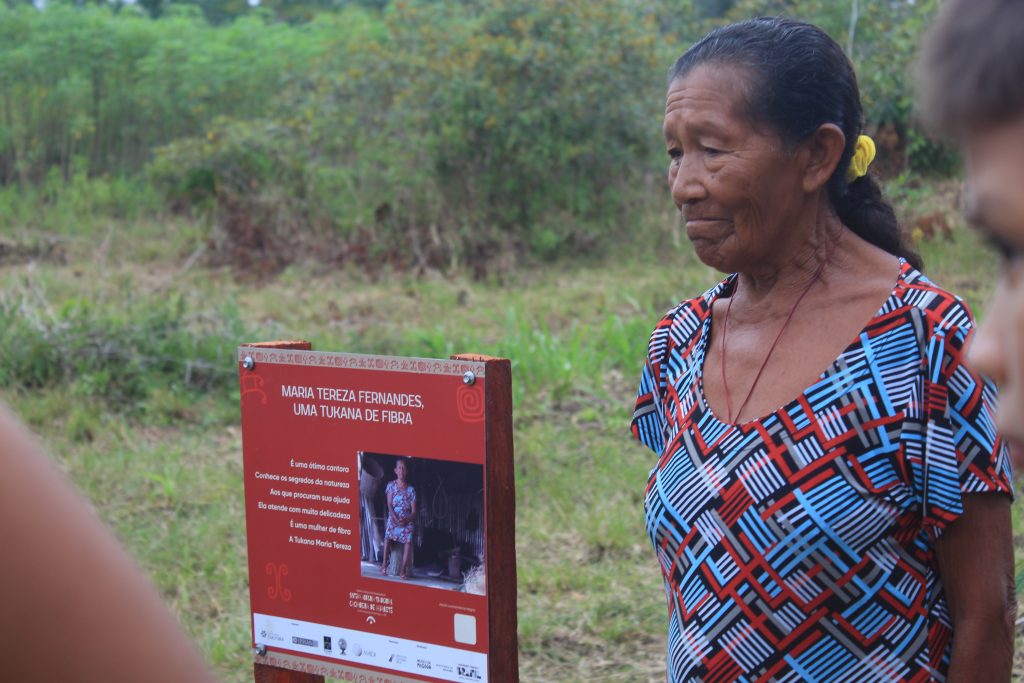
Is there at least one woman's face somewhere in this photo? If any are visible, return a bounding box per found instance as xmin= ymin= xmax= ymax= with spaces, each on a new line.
xmin=664 ymin=64 xmax=815 ymax=274
xmin=962 ymin=114 xmax=1024 ymax=467
xmin=395 ymin=460 xmax=407 ymax=480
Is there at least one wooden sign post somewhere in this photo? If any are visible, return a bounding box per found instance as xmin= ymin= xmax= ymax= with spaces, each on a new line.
xmin=239 ymin=342 xmax=518 ymax=683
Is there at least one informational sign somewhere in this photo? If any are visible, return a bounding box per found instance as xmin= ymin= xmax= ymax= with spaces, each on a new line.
xmin=239 ymin=343 xmax=517 ymax=683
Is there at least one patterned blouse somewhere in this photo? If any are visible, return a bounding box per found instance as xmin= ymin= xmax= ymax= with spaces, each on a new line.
xmin=631 ymin=261 xmax=1012 ymax=682
xmin=385 ymin=480 xmax=416 ymax=544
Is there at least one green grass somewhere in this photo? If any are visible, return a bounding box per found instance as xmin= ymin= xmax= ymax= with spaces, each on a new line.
xmin=1 ymin=181 xmax=1022 ymax=681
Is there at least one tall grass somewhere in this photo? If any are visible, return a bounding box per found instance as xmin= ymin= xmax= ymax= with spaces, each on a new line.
xmin=0 ymin=284 xmax=256 ymax=430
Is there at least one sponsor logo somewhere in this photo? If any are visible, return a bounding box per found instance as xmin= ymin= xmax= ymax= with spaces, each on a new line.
xmin=417 ymin=659 xmax=432 ymax=670
xmin=259 ymin=623 xmax=285 ymax=642
xmin=457 ymin=664 xmax=482 ymax=680
xmin=323 ymin=636 xmax=332 ymax=653
xmin=292 ymin=636 xmax=318 ymax=647
xmin=347 ymin=643 xmax=376 ymax=659
xmin=338 ymin=638 xmax=347 ymax=655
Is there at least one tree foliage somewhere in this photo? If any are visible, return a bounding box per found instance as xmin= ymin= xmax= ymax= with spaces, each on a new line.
xmin=150 ymin=0 xmax=678 ymax=270
xmin=0 ymin=3 xmax=326 ymax=183
xmin=2 ymin=0 xmax=953 ymax=271
xmin=721 ymin=0 xmax=953 ymax=174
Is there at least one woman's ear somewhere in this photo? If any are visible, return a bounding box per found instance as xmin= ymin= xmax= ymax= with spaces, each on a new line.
xmin=801 ymin=123 xmax=846 ymax=193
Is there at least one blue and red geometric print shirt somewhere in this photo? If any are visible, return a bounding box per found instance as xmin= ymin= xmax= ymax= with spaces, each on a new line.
xmin=632 ymin=261 xmax=1012 ymax=682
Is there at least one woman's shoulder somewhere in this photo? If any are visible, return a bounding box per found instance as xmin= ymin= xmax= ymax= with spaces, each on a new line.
xmin=648 ymin=277 xmax=732 ymax=346
xmin=889 ymin=260 xmax=977 ymax=335
xmin=642 ymin=277 xmax=732 ymax=369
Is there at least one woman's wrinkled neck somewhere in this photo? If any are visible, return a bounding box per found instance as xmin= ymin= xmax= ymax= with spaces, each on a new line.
xmin=733 ymin=209 xmax=845 ymax=313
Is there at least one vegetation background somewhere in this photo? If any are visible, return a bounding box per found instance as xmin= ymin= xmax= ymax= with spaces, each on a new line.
xmin=0 ymin=0 xmax=1019 ymax=680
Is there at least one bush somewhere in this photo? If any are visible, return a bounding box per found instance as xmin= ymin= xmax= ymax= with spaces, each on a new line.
xmin=148 ymin=117 xmax=316 ymax=270
xmin=724 ymin=0 xmax=956 ymax=177
xmin=152 ymin=0 xmax=676 ymax=272
xmin=0 ymin=4 xmax=327 ymax=184
xmin=5 ymin=0 xmax=957 ymax=272
xmin=0 ymin=291 xmax=249 ymax=412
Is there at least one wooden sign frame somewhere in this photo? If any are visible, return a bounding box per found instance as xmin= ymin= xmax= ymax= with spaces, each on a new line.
xmin=240 ymin=341 xmax=518 ymax=683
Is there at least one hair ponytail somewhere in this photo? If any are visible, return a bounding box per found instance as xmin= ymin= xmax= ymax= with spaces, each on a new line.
xmin=830 ymin=175 xmax=922 ymax=270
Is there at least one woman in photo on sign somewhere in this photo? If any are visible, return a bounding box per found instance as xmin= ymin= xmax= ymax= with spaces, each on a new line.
xmin=381 ymin=458 xmax=417 ymax=579
xmin=631 ymin=17 xmax=1014 ymax=682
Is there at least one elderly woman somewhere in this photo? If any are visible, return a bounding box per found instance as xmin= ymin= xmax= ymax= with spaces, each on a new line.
xmin=380 ymin=458 xmax=416 ymax=579
xmin=631 ymin=17 xmax=1014 ymax=682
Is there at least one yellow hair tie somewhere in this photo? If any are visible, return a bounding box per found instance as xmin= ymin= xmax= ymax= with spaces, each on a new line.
xmin=846 ymin=134 xmax=876 ymax=182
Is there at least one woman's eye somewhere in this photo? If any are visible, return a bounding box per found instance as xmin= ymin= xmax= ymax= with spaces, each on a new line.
xmin=704 ymin=145 xmax=723 ymax=156
xmin=668 ymin=148 xmax=682 ymax=162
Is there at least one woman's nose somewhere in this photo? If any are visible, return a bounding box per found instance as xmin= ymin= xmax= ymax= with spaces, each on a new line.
xmin=968 ymin=279 xmax=1010 ymax=386
xmin=669 ymin=157 xmax=707 ymax=209
xmin=970 ymin=319 xmax=1008 ymax=386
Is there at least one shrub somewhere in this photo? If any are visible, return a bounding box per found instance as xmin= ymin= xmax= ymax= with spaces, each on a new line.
xmin=724 ymin=0 xmax=955 ymax=176
xmin=0 ymin=291 xmax=250 ymax=412
xmin=5 ymin=0 xmax=957 ymax=271
xmin=152 ymin=0 xmax=675 ymax=272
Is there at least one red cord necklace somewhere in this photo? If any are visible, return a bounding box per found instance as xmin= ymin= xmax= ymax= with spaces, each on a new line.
xmin=719 ymin=234 xmax=841 ymax=424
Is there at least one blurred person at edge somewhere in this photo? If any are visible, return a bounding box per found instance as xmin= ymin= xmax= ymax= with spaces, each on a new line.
xmin=919 ymin=0 xmax=1024 ymax=475
xmin=631 ymin=17 xmax=1014 ymax=682
xmin=0 ymin=404 xmax=217 ymax=683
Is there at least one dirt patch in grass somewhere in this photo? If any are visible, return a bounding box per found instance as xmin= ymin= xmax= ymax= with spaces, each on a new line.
xmin=0 ymin=236 xmax=66 ymax=266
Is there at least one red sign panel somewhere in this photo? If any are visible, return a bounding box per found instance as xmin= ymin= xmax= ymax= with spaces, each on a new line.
xmin=239 ymin=347 xmax=491 ymax=683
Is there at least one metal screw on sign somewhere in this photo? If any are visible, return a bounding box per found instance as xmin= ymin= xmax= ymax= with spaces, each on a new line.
xmin=242 ymin=355 xmax=255 ymax=371
xmin=253 ymin=644 xmax=267 ymax=657
xmin=463 ymin=371 xmax=476 ymax=386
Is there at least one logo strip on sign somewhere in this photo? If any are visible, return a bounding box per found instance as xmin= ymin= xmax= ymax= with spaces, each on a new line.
xmin=254 ymin=613 xmax=487 ymax=683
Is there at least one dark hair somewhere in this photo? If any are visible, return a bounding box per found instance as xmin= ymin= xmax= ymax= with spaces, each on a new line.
xmin=917 ymin=0 xmax=1024 ymax=135
xmin=670 ymin=17 xmax=922 ymax=270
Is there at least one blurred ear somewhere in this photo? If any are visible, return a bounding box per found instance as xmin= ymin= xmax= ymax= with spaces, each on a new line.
xmin=801 ymin=123 xmax=846 ymax=193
